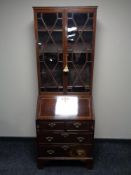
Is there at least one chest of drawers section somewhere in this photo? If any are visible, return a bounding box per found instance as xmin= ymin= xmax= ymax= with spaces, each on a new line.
xmin=36 ymin=119 xmax=94 ymax=168
xmin=36 ymin=95 xmax=95 ymax=168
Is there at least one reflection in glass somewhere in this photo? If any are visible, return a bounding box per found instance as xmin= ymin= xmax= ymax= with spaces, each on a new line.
xmin=67 ymin=27 xmax=77 ymax=32
xmin=55 ymin=96 xmax=78 ymax=117
xmin=67 ymin=33 xmax=76 ymax=38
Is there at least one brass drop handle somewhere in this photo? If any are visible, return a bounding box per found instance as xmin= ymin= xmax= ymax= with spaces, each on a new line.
xmin=77 ymin=149 xmax=86 ymax=157
xmin=62 ymin=145 xmax=69 ymax=150
xmin=77 ymin=137 xmax=85 ymax=142
xmin=45 ymin=136 xmax=54 ymax=142
xmin=48 ymin=122 xmax=56 ymax=128
xmin=63 ymin=64 xmax=69 ymax=72
xmin=61 ymin=132 xmax=69 ymax=137
xmin=73 ymin=122 xmax=81 ymax=128
xmin=46 ymin=149 xmax=55 ymax=155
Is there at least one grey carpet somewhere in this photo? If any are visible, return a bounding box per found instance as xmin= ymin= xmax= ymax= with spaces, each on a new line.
xmin=0 ymin=139 xmax=131 ymax=175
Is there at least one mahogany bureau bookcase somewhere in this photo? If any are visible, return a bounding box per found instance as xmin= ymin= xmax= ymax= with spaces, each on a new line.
xmin=33 ymin=6 xmax=97 ymax=169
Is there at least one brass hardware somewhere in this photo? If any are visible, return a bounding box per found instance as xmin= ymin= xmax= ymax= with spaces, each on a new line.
xmin=76 ymin=149 xmax=86 ymax=157
xmin=62 ymin=145 xmax=69 ymax=150
xmin=63 ymin=53 xmax=69 ymax=72
xmin=77 ymin=137 xmax=85 ymax=142
xmin=63 ymin=64 xmax=69 ymax=72
xmin=48 ymin=122 xmax=56 ymax=128
xmin=36 ymin=125 xmax=40 ymax=130
xmin=45 ymin=136 xmax=54 ymax=142
xmin=73 ymin=122 xmax=81 ymax=128
xmin=36 ymin=125 xmax=40 ymax=132
xmin=61 ymin=132 xmax=69 ymax=137
xmin=91 ymin=125 xmax=94 ymax=130
xmin=46 ymin=149 xmax=55 ymax=155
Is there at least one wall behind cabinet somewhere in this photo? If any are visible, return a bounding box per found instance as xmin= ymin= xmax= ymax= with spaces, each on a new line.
xmin=0 ymin=0 xmax=131 ymax=138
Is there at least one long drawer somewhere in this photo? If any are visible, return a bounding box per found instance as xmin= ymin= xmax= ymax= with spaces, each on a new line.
xmin=36 ymin=120 xmax=94 ymax=131
xmin=37 ymin=131 xmax=93 ymax=144
xmin=38 ymin=144 xmax=93 ymax=158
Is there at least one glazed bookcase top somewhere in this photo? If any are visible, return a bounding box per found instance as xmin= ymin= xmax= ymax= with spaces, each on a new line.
xmin=33 ymin=7 xmax=97 ymax=94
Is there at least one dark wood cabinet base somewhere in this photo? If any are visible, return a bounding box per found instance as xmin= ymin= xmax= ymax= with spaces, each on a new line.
xmin=37 ymin=157 xmax=93 ymax=169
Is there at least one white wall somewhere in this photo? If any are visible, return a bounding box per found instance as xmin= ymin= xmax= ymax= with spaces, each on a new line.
xmin=0 ymin=0 xmax=131 ymax=138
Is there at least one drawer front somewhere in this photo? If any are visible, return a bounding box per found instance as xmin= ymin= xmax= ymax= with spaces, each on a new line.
xmin=65 ymin=120 xmax=94 ymax=131
xmin=37 ymin=131 xmax=93 ymax=144
xmin=36 ymin=121 xmax=64 ymax=130
xmin=38 ymin=144 xmax=93 ymax=158
xmin=36 ymin=120 xmax=94 ymax=131
xmin=68 ymin=144 xmax=93 ymax=157
xmin=38 ymin=144 xmax=64 ymax=157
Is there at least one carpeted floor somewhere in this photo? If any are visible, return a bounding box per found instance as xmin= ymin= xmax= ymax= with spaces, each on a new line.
xmin=0 ymin=138 xmax=131 ymax=175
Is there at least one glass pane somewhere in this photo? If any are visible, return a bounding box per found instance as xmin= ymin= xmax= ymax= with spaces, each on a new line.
xmin=67 ymin=53 xmax=91 ymax=92
xmin=37 ymin=12 xmax=63 ymax=92
xmin=67 ymin=12 xmax=93 ymax=92
xmin=40 ymin=53 xmax=63 ymax=92
xmin=67 ymin=13 xmax=93 ymax=53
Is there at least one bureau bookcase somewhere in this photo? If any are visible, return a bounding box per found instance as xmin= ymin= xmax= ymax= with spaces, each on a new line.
xmin=33 ymin=6 xmax=97 ymax=168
